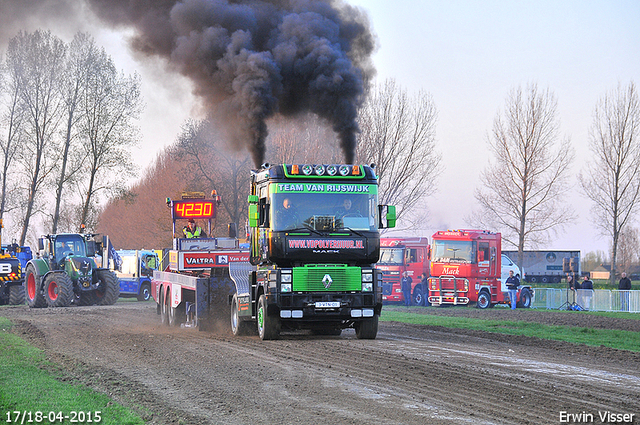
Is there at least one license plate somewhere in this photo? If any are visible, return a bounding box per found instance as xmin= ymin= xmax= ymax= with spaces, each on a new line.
xmin=315 ymin=302 xmax=340 ymax=308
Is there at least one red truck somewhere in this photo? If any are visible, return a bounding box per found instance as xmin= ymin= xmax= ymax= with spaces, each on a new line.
xmin=427 ymin=230 xmax=533 ymax=309
xmin=378 ymin=237 xmax=430 ymax=305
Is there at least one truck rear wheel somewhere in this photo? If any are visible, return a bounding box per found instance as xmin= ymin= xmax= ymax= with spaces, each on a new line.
xmin=44 ymin=273 xmax=74 ymax=307
xmin=355 ymin=316 xmax=378 ymax=339
xmin=518 ymin=288 xmax=532 ymax=308
xmin=477 ymin=291 xmax=491 ymax=309
xmin=25 ymin=265 xmax=46 ymax=308
xmin=412 ymin=286 xmax=424 ymax=306
xmin=95 ymin=270 xmax=119 ymax=305
xmin=257 ymin=294 xmax=280 ymax=340
xmin=231 ymin=293 xmax=255 ymax=336
xmin=160 ymin=288 xmax=169 ymax=325
xmin=9 ymin=284 xmax=25 ymax=305
xmin=167 ymin=292 xmax=184 ymax=327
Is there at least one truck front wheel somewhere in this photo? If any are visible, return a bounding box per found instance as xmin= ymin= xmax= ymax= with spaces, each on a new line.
xmin=257 ymin=294 xmax=280 ymax=340
xmin=355 ymin=316 xmax=378 ymax=339
xmin=138 ymin=282 xmax=151 ymax=301
xmin=477 ymin=291 xmax=491 ymax=309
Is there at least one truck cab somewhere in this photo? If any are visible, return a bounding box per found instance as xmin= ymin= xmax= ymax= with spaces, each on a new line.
xmin=240 ymin=163 xmax=396 ymax=339
xmin=116 ymin=249 xmax=159 ymax=301
xmin=428 ymin=230 xmax=533 ymax=309
xmin=378 ymin=237 xmax=430 ymax=305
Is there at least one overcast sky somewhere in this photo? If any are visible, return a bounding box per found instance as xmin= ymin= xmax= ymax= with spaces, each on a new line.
xmin=347 ymin=0 xmax=640 ymax=255
xmin=2 ymin=0 xmax=639 ymax=256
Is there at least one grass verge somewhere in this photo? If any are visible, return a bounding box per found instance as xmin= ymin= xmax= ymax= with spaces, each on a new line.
xmin=0 ymin=317 xmax=144 ymax=425
xmin=380 ymin=310 xmax=640 ymax=352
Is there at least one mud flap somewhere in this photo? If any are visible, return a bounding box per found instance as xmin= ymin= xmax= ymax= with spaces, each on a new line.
xmin=196 ymin=268 xmax=236 ymax=332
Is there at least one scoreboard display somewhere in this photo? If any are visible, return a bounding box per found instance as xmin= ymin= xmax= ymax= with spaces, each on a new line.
xmin=171 ymin=200 xmax=216 ymax=220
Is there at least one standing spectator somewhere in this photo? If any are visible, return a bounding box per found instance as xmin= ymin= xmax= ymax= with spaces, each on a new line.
xmin=419 ymin=272 xmax=430 ymax=306
xmin=505 ymin=270 xmax=520 ymax=310
xmin=401 ymin=271 xmax=412 ymax=307
xmin=567 ymin=273 xmax=580 ymax=305
xmin=619 ymin=272 xmax=632 ymax=311
xmin=580 ymin=275 xmax=594 ymax=311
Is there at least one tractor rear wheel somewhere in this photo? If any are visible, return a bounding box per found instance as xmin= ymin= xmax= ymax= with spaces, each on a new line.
xmin=25 ymin=265 xmax=46 ymax=308
xmin=95 ymin=270 xmax=119 ymax=305
xmin=9 ymin=284 xmax=25 ymax=305
xmin=44 ymin=273 xmax=74 ymax=307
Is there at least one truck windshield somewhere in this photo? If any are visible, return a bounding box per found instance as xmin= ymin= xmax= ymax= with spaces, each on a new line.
xmin=432 ymin=240 xmax=474 ymax=264
xmin=271 ymin=192 xmax=378 ymax=232
xmin=378 ymin=248 xmax=404 ymax=265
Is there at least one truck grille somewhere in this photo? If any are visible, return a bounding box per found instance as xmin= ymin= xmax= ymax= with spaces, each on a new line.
xmin=292 ymin=265 xmax=361 ymax=292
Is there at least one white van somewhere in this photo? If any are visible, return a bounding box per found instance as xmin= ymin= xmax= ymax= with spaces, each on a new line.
xmin=501 ymin=253 xmax=522 ymax=290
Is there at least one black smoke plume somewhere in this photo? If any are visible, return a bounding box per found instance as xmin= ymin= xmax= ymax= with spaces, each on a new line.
xmin=86 ymin=0 xmax=376 ymax=166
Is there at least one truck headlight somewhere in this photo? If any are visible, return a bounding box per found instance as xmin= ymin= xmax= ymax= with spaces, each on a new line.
xmin=362 ymin=282 xmax=373 ymax=292
xmin=281 ymin=283 xmax=292 ymax=293
xmin=362 ymin=273 xmax=373 ymax=282
xmin=281 ymin=273 xmax=292 ymax=283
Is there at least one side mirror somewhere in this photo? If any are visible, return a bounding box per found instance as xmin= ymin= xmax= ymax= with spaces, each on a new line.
xmin=378 ymin=205 xmax=396 ymax=229
xmin=38 ymin=238 xmax=45 ymax=251
xmin=86 ymin=241 xmax=97 ymax=257
xmin=248 ymin=204 xmax=259 ymax=228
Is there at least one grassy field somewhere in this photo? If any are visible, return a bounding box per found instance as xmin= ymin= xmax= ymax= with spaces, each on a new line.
xmin=0 ymin=317 xmax=145 ymax=425
xmin=380 ymin=310 xmax=640 ymax=352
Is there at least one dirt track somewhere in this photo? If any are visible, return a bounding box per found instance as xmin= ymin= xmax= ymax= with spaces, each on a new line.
xmin=1 ymin=302 xmax=639 ymax=425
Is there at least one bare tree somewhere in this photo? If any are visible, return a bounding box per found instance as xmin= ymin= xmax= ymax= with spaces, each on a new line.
xmin=616 ymin=226 xmax=640 ymax=274
xmin=76 ymin=49 xmax=142 ymax=231
xmin=0 ymin=54 xmax=26 ymax=222
xmin=6 ymin=30 xmax=66 ymax=245
xmin=469 ymin=83 xmax=575 ymax=267
xmin=173 ymin=120 xmax=251 ymax=235
xmin=581 ymin=82 xmax=640 ymax=284
xmin=356 ymin=79 xmax=442 ymax=230
xmin=51 ymin=32 xmax=94 ymax=233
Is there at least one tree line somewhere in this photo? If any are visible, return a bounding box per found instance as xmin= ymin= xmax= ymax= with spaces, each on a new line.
xmin=100 ymin=77 xmax=640 ymax=287
xmin=3 ymin=30 xmax=638 ymax=285
xmin=468 ymin=82 xmax=640 ymax=284
xmin=0 ymin=30 xmax=142 ymax=246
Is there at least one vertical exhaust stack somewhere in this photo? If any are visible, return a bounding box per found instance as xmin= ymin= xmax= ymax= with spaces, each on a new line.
xmin=86 ymin=0 xmax=377 ymax=166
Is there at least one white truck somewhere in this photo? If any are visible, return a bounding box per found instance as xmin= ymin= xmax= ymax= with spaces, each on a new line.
xmin=502 ymin=250 xmax=580 ymax=284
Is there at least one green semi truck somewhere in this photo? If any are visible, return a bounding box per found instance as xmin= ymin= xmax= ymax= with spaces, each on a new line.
xmin=233 ymin=163 xmax=395 ymax=339
xmin=153 ymin=164 xmax=395 ymax=340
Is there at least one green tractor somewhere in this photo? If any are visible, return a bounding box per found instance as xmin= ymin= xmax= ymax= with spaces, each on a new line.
xmin=25 ymin=233 xmax=119 ymax=308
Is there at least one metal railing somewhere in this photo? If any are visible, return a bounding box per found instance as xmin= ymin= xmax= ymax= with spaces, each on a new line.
xmin=531 ymin=288 xmax=640 ymax=312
